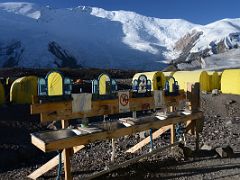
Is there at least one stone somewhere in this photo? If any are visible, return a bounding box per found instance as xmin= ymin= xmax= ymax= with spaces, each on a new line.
xmin=215 ymin=145 xmax=234 ymax=158
xmin=225 ymin=120 xmax=232 ymax=126
xmin=212 ymin=89 xmax=219 ymax=96
xmin=226 ymin=100 xmax=236 ymax=105
xmin=170 ymin=143 xmax=193 ymax=161
xmin=201 ymin=144 xmax=213 ymax=151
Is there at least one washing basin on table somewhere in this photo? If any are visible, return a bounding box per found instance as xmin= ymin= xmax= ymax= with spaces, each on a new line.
xmin=32 ymin=129 xmax=83 ymax=143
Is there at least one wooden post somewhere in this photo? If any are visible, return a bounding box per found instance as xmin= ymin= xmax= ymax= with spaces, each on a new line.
xmin=195 ymin=120 xmax=199 ymax=151
xmin=111 ymin=138 xmax=116 ymax=162
xmin=171 ymin=124 xmax=176 ymax=144
xmin=61 ymin=120 xmax=72 ymax=180
xmin=132 ymin=111 xmax=137 ymax=119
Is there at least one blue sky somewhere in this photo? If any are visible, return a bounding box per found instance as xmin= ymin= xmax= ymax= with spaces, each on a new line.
xmin=1 ymin=0 xmax=239 ymax=24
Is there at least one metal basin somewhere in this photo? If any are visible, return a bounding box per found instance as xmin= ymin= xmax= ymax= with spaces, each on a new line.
xmin=33 ymin=129 xmax=82 ymax=143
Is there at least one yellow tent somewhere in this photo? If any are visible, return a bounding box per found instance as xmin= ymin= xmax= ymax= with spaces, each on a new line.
xmin=0 ymin=82 xmax=5 ymax=105
xmin=10 ymin=76 xmax=38 ymax=104
xmin=207 ymin=71 xmax=221 ymax=90
xmin=132 ymin=71 xmax=166 ymax=91
xmin=221 ymin=69 xmax=240 ymax=95
xmin=99 ymin=73 xmax=111 ymax=95
xmin=163 ymin=71 xmax=175 ymax=77
xmin=173 ymin=71 xmax=210 ymax=92
xmin=47 ymin=71 xmax=63 ymax=96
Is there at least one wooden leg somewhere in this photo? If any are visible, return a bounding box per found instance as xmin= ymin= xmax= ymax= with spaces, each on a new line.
xmin=63 ymin=148 xmax=72 ymax=180
xmin=195 ymin=120 xmax=199 ymax=151
xmin=111 ymin=138 xmax=116 ymax=162
xmin=171 ymin=124 xmax=175 ymax=144
xmin=61 ymin=120 xmax=73 ymax=180
xmin=132 ymin=111 xmax=137 ymax=119
xmin=186 ymin=120 xmax=195 ymax=135
xmin=28 ymin=145 xmax=84 ymax=179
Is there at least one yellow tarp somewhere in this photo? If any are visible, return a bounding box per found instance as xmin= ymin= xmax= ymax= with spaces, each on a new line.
xmin=173 ymin=71 xmax=210 ymax=92
xmin=207 ymin=71 xmax=221 ymax=90
xmin=99 ymin=74 xmax=110 ymax=95
xmin=132 ymin=71 xmax=166 ymax=91
xmin=0 ymin=82 xmax=5 ymax=105
xmin=221 ymin=69 xmax=240 ymax=95
xmin=47 ymin=72 xmax=63 ymax=96
xmin=10 ymin=76 xmax=38 ymax=104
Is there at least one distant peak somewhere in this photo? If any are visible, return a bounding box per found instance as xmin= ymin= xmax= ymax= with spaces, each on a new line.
xmin=0 ymin=2 xmax=41 ymax=19
xmin=73 ymin=5 xmax=93 ymax=13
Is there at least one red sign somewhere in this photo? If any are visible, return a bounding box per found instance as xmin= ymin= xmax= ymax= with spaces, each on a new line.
xmin=120 ymin=93 xmax=129 ymax=106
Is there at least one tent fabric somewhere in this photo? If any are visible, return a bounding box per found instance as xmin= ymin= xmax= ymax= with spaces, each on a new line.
xmin=0 ymin=82 xmax=5 ymax=105
xmin=221 ymin=69 xmax=240 ymax=95
xmin=47 ymin=72 xmax=63 ymax=96
xmin=207 ymin=71 xmax=221 ymax=90
xmin=173 ymin=71 xmax=210 ymax=92
xmin=132 ymin=71 xmax=166 ymax=91
xmin=163 ymin=71 xmax=175 ymax=77
xmin=10 ymin=76 xmax=38 ymax=104
xmin=99 ymin=74 xmax=110 ymax=95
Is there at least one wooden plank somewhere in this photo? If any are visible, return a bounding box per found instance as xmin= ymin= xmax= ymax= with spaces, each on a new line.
xmin=61 ymin=120 xmax=72 ymax=180
xmin=28 ymin=153 xmax=60 ymax=179
xmin=31 ymin=101 xmax=72 ymax=114
xmin=35 ymin=92 xmax=186 ymax=123
xmin=31 ymin=135 xmax=46 ymax=152
xmin=31 ymin=112 xmax=203 ymax=152
xmin=28 ymin=145 xmax=84 ymax=179
xmin=171 ymin=124 xmax=176 ymax=144
xmin=186 ymin=120 xmax=195 ymax=135
xmin=40 ymin=99 xmax=119 ymax=122
xmin=129 ymin=97 xmax=154 ymax=111
xmin=164 ymin=90 xmax=186 ymax=105
xmin=126 ymin=125 xmax=171 ymax=153
xmin=187 ymin=83 xmax=200 ymax=112
xmin=40 ymin=108 xmax=73 ymax=123
xmin=63 ymin=149 xmax=72 ymax=180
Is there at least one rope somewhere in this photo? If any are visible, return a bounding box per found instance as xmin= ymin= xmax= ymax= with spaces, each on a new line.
xmin=149 ymin=128 xmax=153 ymax=151
xmin=56 ymin=150 xmax=62 ymax=180
xmin=175 ymin=123 xmax=185 ymax=141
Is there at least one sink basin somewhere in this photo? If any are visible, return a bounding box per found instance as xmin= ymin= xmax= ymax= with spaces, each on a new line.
xmin=33 ymin=129 xmax=82 ymax=143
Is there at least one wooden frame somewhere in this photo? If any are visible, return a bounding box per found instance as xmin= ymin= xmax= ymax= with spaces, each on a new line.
xmin=31 ymin=112 xmax=203 ymax=153
xmin=31 ymin=90 xmax=186 ymax=123
xmin=28 ymin=86 xmax=202 ymax=179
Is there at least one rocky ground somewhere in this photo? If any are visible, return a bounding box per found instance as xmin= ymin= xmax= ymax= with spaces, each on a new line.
xmin=0 ymin=92 xmax=240 ymax=179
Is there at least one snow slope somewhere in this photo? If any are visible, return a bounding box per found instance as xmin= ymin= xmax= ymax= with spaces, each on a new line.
xmin=0 ymin=2 xmax=240 ymax=70
xmin=191 ymin=18 xmax=240 ymax=53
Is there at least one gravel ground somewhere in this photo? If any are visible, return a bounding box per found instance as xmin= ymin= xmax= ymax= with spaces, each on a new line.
xmin=0 ymin=93 xmax=240 ymax=179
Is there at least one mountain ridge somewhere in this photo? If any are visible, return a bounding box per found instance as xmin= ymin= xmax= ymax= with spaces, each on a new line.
xmin=0 ymin=2 xmax=240 ymax=70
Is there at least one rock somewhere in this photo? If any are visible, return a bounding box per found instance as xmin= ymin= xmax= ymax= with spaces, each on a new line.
xmin=201 ymin=144 xmax=213 ymax=151
xmin=139 ymin=131 xmax=148 ymax=139
xmin=215 ymin=146 xmax=234 ymax=158
xmin=170 ymin=146 xmax=184 ymax=161
xmin=134 ymin=134 xmax=140 ymax=139
xmin=226 ymin=99 xmax=236 ymax=105
xmin=182 ymin=146 xmax=193 ymax=159
xmin=225 ymin=120 xmax=232 ymax=126
xmin=212 ymin=89 xmax=219 ymax=96
xmin=170 ymin=143 xmax=193 ymax=161
xmin=201 ymin=91 xmax=207 ymax=94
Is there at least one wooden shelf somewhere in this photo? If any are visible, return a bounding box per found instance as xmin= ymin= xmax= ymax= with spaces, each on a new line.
xmin=31 ymin=111 xmax=203 ymax=152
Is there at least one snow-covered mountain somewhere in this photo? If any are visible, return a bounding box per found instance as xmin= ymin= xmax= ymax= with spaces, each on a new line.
xmin=0 ymin=2 xmax=240 ymax=70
